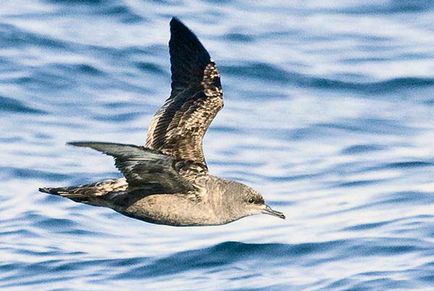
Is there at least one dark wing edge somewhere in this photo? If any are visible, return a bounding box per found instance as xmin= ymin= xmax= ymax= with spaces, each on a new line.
xmin=68 ymin=141 xmax=194 ymax=193
xmin=145 ymin=17 xmax=223 ymax=172
xmin=169 ymin=17 xmax=211 ymax=97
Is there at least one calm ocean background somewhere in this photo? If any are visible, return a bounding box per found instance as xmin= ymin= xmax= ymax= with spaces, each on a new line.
xmin=1 ymin=0 xmax=434 ymax=290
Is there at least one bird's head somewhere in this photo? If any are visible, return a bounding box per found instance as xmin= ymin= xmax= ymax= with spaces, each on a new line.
xmin=223 ymin=182 xmax=285 ymax=222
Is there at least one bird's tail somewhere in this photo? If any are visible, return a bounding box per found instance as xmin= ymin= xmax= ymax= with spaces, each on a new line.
xmin=39 ymin=178 xmax=128 ymax=204
xmin=39 ymin=186 xmax=93 ymax=203
xmin=39 ymin=186 xmax=71 ymax=195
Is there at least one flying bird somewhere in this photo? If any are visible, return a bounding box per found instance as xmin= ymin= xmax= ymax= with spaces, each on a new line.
xmin=39 ymin=18 xmax=285 ymax=226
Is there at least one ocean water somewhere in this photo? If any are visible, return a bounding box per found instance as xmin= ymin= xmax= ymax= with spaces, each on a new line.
xmin=1 ymin=0 xmax=434 ymax=290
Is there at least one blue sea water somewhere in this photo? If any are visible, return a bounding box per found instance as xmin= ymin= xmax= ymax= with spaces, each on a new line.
xmin=1 ymin=0 xmax=434 ymax=290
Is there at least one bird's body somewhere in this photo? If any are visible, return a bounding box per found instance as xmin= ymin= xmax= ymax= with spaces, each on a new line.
xmin=43 ymin=175 xmax=269 ymax=226
xmin=39 ymin=18 xmax=285 ymax=226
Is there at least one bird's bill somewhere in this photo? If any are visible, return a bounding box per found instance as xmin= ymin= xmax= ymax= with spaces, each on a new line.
xmin=263 ymin=205 xmax=286 ymax=219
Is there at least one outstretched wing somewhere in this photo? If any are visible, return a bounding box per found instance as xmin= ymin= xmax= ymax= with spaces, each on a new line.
xmin=68 ymin=142 xmax=195 ymax=193
xmin=145 ymin=17 xmax=223 ymax=173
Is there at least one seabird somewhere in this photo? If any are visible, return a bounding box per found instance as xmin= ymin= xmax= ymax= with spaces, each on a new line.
xmin=39 ymin=18 xmax=285 ymax=226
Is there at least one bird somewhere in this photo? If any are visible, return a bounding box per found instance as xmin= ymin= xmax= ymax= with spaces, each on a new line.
xmin=39 ymin=17 xmax=285 ymax=226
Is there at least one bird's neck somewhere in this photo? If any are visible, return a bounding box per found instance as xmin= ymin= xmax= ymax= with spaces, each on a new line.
xmin=203 ymin=175 xmax=242 ymax=224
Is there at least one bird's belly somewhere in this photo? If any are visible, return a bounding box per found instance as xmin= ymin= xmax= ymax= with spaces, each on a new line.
xmin=119 ymin=194 xmax=219 ymax=226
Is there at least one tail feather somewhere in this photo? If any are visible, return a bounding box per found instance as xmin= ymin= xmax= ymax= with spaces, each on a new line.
xmin=39 ymin=186 xmax=78 ymax=195
xmin=39 ymin=186 xmax=92 ymax=202
xmin=39 ymin=178 xmax=128 ymax=204
xmin=39 ymin=187 xmax=58 ymax=194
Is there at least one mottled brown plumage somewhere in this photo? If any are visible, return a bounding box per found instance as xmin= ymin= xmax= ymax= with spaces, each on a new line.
xmin=39 ymin=18 xmax=285 ymax=226
xmin=146 ymin=20 xmax=223 ymax=172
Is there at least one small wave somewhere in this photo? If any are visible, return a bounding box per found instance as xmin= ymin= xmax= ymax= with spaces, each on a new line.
xmin=52 ymin=64 xmax=105 ymax=77
xmin=0 ymin=167 xmax=69 ymax=181
xmin=222 ymin=62 xmax=434 ymax=93
xmin=134 ymin=62 xmax=167 ymax=75
xmin=336 ymin=0 xmax=434 ymax=15
xmin=0 ymin=23 xmax=68 ymax=50
xmin=45 ymin=0 xmax=103 ymax=4
xmin=307 ymin=77 xmax=434 ymax=93
xmin=0 ymin=96 xmax=45 ymax=114
xmin=341 ymin=144 xmax=386 ymax=155
xmin=45 ymin=0 xmax=145 ymax=23
xmin=93 ymin=112 xmax=143 ymax=122
xmin=334 ymin=191 xmax=434 ymax=215
xmin=224 ymin=32 xmax=255 ymax=43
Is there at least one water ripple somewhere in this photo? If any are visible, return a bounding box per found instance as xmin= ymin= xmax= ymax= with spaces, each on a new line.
xmin=1 ymin=0 xmax=434 ymax=290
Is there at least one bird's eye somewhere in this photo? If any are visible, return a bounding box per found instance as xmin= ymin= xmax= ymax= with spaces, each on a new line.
xmin=248 ymin=197 xmax=255 ymax=204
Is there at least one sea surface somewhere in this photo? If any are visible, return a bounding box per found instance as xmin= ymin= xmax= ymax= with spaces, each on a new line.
xmin=1 ymin=1 xmax=434 ymax=290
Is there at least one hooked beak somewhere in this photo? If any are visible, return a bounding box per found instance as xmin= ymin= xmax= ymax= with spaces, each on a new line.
xmin=262 ymin=205 xmax=285 ymax=219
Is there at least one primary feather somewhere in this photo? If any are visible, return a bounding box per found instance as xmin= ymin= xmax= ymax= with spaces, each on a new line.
xmin=145 ymin=18 xmax=224 ymax=169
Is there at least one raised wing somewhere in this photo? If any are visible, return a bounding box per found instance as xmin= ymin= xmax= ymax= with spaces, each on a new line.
xmin=145 ymin=18 xmax=223 ymax=173
xmin=68 ymin=142 xmax=195 ymax=193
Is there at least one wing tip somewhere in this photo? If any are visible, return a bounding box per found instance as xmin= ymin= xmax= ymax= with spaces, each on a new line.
xmin=169 ymin=17 xmax=210 ymax=58
xmin=169 ymin=17 xmax=189 ymax=34
xmin=66 ymin=141 xmax=161 ymax=157
xmin=170 ymin=17 xmax=181 ymax=27
xmin=67 ymin=141 xmax=92 ymax=147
